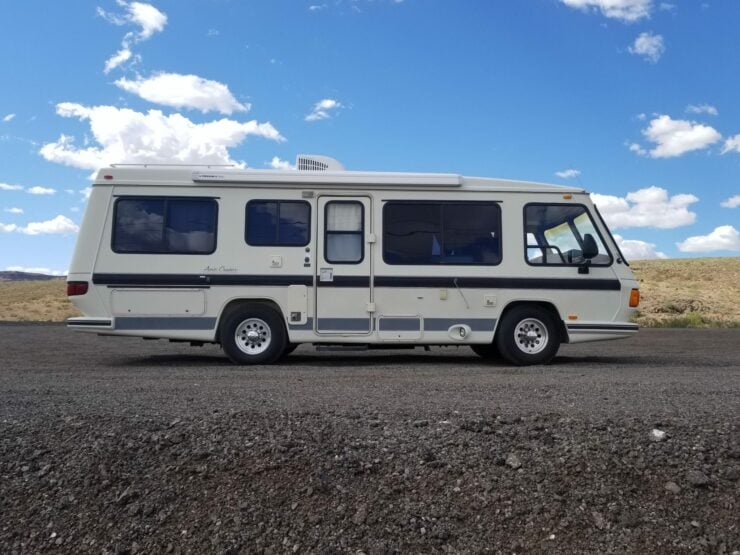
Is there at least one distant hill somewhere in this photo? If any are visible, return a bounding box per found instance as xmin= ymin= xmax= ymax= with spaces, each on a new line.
xmin=0 ymin=271 xmax=64 ymax=282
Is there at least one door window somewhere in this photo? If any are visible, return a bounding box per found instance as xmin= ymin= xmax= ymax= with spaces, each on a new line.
xmin=524 ymin=204 xmax=612 ymax=266
xmin=325 ymin=201 xmax=363 ymax=263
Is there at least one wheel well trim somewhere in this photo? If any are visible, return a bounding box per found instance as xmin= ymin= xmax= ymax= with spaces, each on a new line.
xmin=493 ymin=299 xmax=569 ymax=344
xmin=215 ymin=297 xmax=286 ymax=342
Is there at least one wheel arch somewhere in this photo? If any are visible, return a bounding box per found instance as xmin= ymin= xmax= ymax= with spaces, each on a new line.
xmin=494 ymin=300 xmax=569 ymax=344
xmin=216 ymin=298 xmax=286 ymax=343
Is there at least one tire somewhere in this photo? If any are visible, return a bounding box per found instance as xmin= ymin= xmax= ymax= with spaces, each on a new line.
xmin=495 ymin=305 xmax=560 ymax=366
xmin=471 ymin=343 xmax=500 ymax=360
xmin=221 ymin=304 xmax=287 ymax=365
xmin=282 ymin=343 xmax=299 ymax=357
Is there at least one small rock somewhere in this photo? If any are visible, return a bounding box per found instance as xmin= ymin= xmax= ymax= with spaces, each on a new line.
xmin=724 ymin=467 xmax=739 ymax=482
xmin=686 ymin=470 xmax=711 ymax=487
xmin=650 ymin=429 xmax=667 ymax=442
xmin=665 ymin=481 xmax=681 ymax=494
xmin=690 ymin=520 xmax=701 ymax=528
xmin=413 ymin=419 xmax=429 ymax=428
xmin=592 ymin=511 xmax=607 ymax=530
xmin=505 ymin=453 xmax=522 ymax=469
xmin=352 ymin=504 xmax=367 ymax=525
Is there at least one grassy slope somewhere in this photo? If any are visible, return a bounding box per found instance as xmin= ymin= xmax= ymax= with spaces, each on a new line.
xmin=0 ymin=257 xmax=739 ymax=326
xmin=630 ymin=257 xmax=740 ymax=327
xmin=0 ymin=280 xmax=80 ymax=322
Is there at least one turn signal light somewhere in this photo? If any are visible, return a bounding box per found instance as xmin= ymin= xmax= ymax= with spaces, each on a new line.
xmin=67 ymin=281 xmax=89 ymax=296
xmin=629 ymin=288 xmax=640 ymax=307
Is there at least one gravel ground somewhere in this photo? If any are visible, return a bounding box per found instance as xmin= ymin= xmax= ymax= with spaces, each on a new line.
xmin=0 ymin=324 xmax=738 ymax=554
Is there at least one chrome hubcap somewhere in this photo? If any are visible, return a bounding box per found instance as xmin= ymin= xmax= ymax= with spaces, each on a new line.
xmin=235 ymin=318 xmax=271 ymax=355
xmin=515 ymin=318 xmax=548 ymax=354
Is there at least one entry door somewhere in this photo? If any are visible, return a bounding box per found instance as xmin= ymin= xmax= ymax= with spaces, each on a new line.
xmin=315 ymin=196 xmax=373 ymax=334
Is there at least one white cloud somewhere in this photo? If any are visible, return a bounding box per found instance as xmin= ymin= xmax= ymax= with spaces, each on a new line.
xmin=686 ymin=104 xmax=718 ymax=116
xmin=677 ymin=225 xmax=740 ymax=253
xmin=308 ymin=4 xmax=327 ymax=10
xmin=99 ymin=1 xmax=167 ymax=73
xmin=628 ymin=142 xmax=647 ymax=156
xmin=632 ymin=115 xmax=721 ymax=158
xmin=0 ymin=215 xmax=79 ymax=236
xmin=305 ymin=98 xmax=342 ymax=122
xmin=613 ymin=234 xmax=667 ymax=260
xmin=269 ymin=156 xmax=295 ymax=170
xmin=559 ymin=0 xmax=652 ymax=22
xmin=115 ymin=73 xmax=249 ymax=114
xmin=591 ymin=186 xmax=698 ymax=229
xmin=5 ymin=266 xmax=67 ymax=276
xmin=4 ymin=207 xmax=23 ymax=214
xmin=721 ymin=135 xmax=740 ymax=154
xmin=104 ymin=48 xmax=133 ymax=74
xmin=0 ymin=182 xmax=23 ymax=191
xmin=2 ymin=113 xmax=15 ymax=123
xmin=40 ymin=102 xmax=285 ymax=170
xmin=27 ymin=186 xmax=56 ymax=195
xmin=628 ymin=32 xmax=665 ymax=63
xmin=720 ymin=195 xmax=740 ymax=208
xmin=555 ymin=168 xmax=581 ymax=179
xmin=659 ymin=2 xmax=675 ymax=10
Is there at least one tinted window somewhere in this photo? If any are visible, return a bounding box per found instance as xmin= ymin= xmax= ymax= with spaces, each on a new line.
xmin=383 ymin=202 xmax=501 ymax=265
xmin=524 ymin=204 xmax=611 ymax=266
xmin=246 ymin=200 xmax=310 ymax=246
xmin=113 ymin=198 xmax=216 ymax=254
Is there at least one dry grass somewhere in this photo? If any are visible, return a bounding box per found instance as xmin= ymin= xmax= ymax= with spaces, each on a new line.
xmin=630 ymin=257 xmax=740 ymax=328
xmin=1 ymin=257 xmax=739 ymax=326
xmin=0 ymin=280 xmax=81 ymax=322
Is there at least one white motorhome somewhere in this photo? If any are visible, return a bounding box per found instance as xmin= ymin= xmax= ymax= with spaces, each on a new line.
xmin=66 ymin=155 xmax=640 ymax=366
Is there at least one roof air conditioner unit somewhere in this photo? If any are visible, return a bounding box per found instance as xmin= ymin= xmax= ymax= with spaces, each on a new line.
xmin=296 ymin=154 xmax=345 ymax=172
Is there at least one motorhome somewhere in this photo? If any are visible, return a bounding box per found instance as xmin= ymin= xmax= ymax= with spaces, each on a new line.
xmin=66 ymin=155 xmax=640 ymax=366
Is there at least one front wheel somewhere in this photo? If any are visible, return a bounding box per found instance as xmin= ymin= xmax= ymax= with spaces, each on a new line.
xmin=221 ymin=305 xmax=287 ymax=365
xmin=495 ymin=306 xmax=560 ymax=366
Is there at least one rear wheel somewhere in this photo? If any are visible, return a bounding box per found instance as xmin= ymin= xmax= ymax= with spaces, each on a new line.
xmin=495 ymin=305 xmax=560 ymax=366
xmin=221 ymin=305 xmax=286 ymax=365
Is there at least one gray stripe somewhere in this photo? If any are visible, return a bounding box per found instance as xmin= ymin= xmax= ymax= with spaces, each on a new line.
xmin=567 ymin=328 xmax=637 ymax=335
xmin=378 ymin=318 xmax=421 ymax=331
xmin=424 ymin=318 xmax=497 ymax=332
xmin=288 ymin=318 xmax=314 ymax=331
xmin=317 ymin=318 xmax=373 ymax=331
xmin=115 ymin=317 xmax=217 ymax=331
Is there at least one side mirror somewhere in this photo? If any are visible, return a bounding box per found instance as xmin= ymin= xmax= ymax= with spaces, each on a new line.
xmin=582 ymin=233 xmax=598 ymax=259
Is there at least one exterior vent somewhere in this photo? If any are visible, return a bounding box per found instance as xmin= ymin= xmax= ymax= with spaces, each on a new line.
xmin=296 ymin=154 xmax=345 ymax=172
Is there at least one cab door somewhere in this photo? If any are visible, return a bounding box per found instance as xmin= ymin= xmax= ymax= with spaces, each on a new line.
xmin=315 ymin=196 xmax=373 ymax=334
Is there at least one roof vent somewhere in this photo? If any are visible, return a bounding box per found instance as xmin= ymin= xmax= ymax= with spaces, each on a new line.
xmin=296 ymin=154 xmax=345 ymax=172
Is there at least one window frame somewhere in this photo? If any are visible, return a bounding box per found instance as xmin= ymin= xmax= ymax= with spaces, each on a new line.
xmin=324 ymin=200 xmax=365 ymax=264
xmin=244 ymin=199 xmax=311 ymax=247
xmin=382 ymin=200 xmax=503 ymax=266
xmin=111 ymin=196 xmax=219 ymax=255
xmin=522 ymin=202 xmax=613 ymax=268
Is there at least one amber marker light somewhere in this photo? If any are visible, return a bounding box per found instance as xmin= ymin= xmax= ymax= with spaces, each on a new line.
xmin=563 ymin=194 xmax=572 ymax=199
xmin=629 ymin=289 xmax=640 ymax=307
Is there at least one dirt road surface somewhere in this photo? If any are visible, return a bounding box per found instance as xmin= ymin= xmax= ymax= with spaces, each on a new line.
xmin=1 ymin=324 xmax=738 ymax=554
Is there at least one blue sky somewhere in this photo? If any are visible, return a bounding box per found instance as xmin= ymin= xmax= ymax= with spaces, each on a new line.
xmin=1 ymin=0 xmax=738 ymax=274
